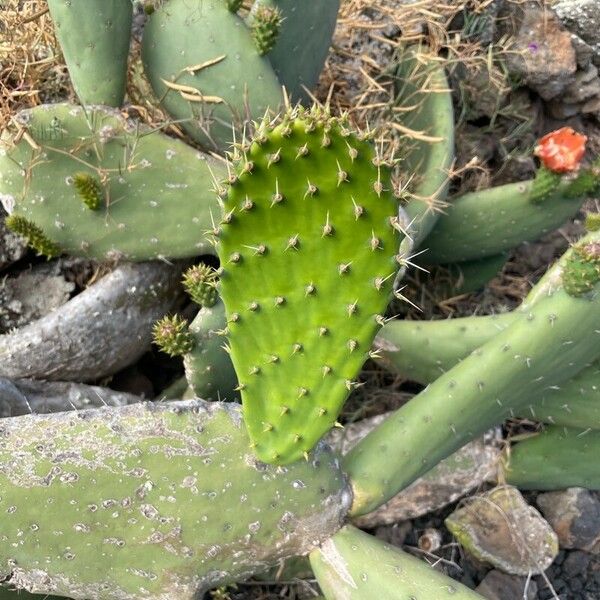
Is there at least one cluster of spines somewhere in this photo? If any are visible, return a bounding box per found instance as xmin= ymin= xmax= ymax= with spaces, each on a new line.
xmin=152 ymin=314 xmax=194 ymax=357
xmin=563 ymin=240 xmax=600 ymax=297
xmin=73 ymin=172 xmax=103 ymax=210
xmin=250 ymin=5 xmax=284 ymax=56
xmin=182 ymin=264 xmax=219 ymax=307
xmin=4 ymin=214 xmax=61 ymax=259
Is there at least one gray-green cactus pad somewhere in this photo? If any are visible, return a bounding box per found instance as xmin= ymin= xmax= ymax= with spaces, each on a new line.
xmin=0 ymin=104 xmax=225 ymax=261
xmin=0 ymin=400 xmax=350 ymax=599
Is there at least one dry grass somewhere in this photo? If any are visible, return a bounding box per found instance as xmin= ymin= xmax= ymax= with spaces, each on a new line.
xmin=0 ymin=1 xmax=73 ymax=132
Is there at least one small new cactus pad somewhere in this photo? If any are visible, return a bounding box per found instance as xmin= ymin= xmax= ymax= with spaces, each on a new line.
xmin=0 ymin=401 xmax=349 ymax=599
xmin=530 ymin=166 xmax=562 ymax=202
xmin=562 ymin=241 xmax=600 ymax=297
xmin=141 ymin=0 xmax=284 ymax=151
xmin=505 ymin=426 xmax=600 ymax=490
xmin=4 ymin=214 xmax=61 ymax=259
xmin=217 ymin=106 xmax=402 ymax=464
xmin=0 ymin=104 xmax=225 ymax=261
xmin=153 ymin=315 xmax=194 ymax=357
xmin=249 ymin=5 xmax=284 ymax=56
xmin=182 ymin=264 xmax=219 ymax=307
xmin=73 ymin=172 xmax=103 ymax=210
xmin=310 ymin=525 xmax=483 ymax=599
xmin=47 ymin=0 xmax=133 ymax=107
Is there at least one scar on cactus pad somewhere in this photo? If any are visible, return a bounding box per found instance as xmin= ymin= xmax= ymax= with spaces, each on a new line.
xmin=217 ymin=105 xmax=405 ymax=465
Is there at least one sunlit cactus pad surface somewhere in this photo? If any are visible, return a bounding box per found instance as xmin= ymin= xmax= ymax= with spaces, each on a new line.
xmin=217 ymin=106 xmax=403 ymax=464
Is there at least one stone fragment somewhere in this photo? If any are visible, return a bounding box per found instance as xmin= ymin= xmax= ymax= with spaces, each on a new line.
xmin=445 ymin=485 xmax=559 ymax=576
xmin=537 ymin=488 xmax=600 ymax=553
xmin=555 ymin=0 xmax=600 ymax=66
xmin=476 ymin=569 xmax=538 ymax=600
xmin=505 ymin=7 xmax=577 ymax=100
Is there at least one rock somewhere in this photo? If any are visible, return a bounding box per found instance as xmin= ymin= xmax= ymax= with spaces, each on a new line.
xmin=445 ymin=485 xmax=559 ymax=576
xmin=326 ymin=414 xmax=501 ymax=527
xmin=537 ymin=488 xmax=600 ymax=553
xmin=505 ymin=6 xmax=577 ymax=100
xmin=0 ymin=271 xmax=74 ymax=332
xmin=582 ymin=95 xmax=600 ymax=117
xmin=0 ymin=214 xmax=27 ymax=271
xmin=562 ymin=550 xmax=592 ymax=577
xmin=562 ymin=69 xmax=600 ymax=104
xmin=555 ymin=0 xmax=600 ymax=66
xmin=476 ymin=569 xmax=538 ymax=600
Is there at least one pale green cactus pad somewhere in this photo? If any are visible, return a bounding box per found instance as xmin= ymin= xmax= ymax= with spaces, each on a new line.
xmin=0 ymin=104 xmax=225 ymax=261
xmin=217 ymin=106 xmax=403 ymax=464
xmin=310 ymin=525 xmax=483 ymax=599
xmin=505 ymin=426 xmax=600 ymax=490
xmin=47 ymin=0 xmax=132 ymax=107
xmin=0 ymin=400 xmax=349 ymax=599
xmin=141 ymin=0 xmax=284 ymax=151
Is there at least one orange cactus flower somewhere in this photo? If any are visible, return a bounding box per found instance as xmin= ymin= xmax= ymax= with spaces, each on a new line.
xmin=534 ymin=127 xmax=587 ymax=173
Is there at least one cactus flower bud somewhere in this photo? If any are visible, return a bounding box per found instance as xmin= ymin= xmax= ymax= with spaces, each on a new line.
xmin=534 ymin=127 xmax=587 ymax=173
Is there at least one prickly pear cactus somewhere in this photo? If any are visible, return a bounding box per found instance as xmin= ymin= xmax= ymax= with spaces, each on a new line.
xmin=46 ymin=0 xmax=133 ymax=107
xmin=217 ymin=106 xmax=405 ymax=464
xmin=141 ymin=0 xmax=284 ymax=151
xmin=0 ymin=401 xmax=349 ymax=599
xmin=0 ymin=104 xmax=225 ymax=261
xmin=263 ymin=0 xmax=340 ymax=100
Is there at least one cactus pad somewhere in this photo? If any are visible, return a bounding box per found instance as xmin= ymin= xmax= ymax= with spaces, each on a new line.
xmin=217 ymin=106 xmax=402 ymax=464
xmin=0 ymin=401 xmax=349 ymax=599
xmin=47 ymin=0 xmax=132 ymax=107
xmin=0 ymin=104 xmax=225 ymax=261
xmin=141 ymin=0 xmax=284 ymax=151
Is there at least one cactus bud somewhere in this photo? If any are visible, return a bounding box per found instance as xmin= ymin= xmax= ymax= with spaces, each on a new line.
xmin=153 ymin=314 xmax=194 ymax=356
xmin=530 ymin=166 xmax=562 ymax=203
xmin=4 ymin=214 xmax=61 ymax=259
xmin=250 ymin=5 xmax=283 ymax=56
xmin=182 ymin=264 xmax=219 ymax=307
xmin=73 ymin=172 xmax=103 ymax=210
xmin=563 ymin=242 xmax=600 ymax=297
xmin=586 ymin=213 xmax=600 ymax=232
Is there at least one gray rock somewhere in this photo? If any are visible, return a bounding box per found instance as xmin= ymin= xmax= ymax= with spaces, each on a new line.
xmin=476 ymin=569 xmax=538 ymax=600
xmin=0 ymin=271 xmax=74 ymax=332
xmin=445 ymin=485 xmax=559 ymax=576
xmin=537 ymin=488 xmax=600 ymax=553
xmin=505 ymin=7 xmax=577 ymax=100
xmin=0 ymin=214 xmax=27 ymax=271
xmin=555 ymin=0 xmax=600 ymax=66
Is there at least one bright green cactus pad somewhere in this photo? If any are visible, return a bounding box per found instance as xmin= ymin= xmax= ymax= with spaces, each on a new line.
xmin=141 ymin=0 xmax=284 ymax=151
xmin=217 ymin=107 xmax=402 ymax=464
xmin=0 ymin=400 xmax=349 ymax=599
xmin=0 ymin=104 xmax=225 ymax=261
